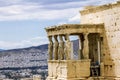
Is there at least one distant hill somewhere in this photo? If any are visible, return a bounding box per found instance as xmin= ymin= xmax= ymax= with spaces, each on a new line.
xmin=0 ymin=40 xmax=79 ymax=69
xmin=3 ymin=44 xmax=48 ymax=52
xmin=0 ymin=44 xmax=48 ymax=69
xmin=0 ymin=49 xmax=4 ymax=51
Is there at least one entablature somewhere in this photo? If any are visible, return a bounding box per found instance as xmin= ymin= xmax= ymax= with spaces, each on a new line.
xmin=45 ymin=24 xmax=104 ymax=36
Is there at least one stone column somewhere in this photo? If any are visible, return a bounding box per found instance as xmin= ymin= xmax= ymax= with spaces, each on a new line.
xmin=83 ymin=33 xmax=89 ymax=59
xmin=78 ymin=35 xmax=83 ymax=60
xmin=58 ymin=35 xmax=64 ymax=60
xmin=97 ymin=37 xmax=101 ymax=65
xmin=78 ymin=34 xmax=84 ymax=60
xmin=100 ymin=36 xmax=103 ymax=62
xmin=53 ymin=35 xmax=59 ymax=60
xmin=64 ymin=34 xmax=72 ymax=60
xmin=48 ymin=36 xmax=53 ymax=60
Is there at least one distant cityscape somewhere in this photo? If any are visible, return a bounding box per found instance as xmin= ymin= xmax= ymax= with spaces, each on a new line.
xmin=0 ymin=51 xmax=47 ymax=68
xmin=0 ymin=44 xmax=48 ymax=80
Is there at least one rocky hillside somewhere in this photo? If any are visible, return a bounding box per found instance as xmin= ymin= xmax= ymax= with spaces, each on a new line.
xmin=0 ymin=40 xmax=79 ymax=69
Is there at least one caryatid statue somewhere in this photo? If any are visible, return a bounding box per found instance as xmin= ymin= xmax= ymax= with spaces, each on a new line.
xmin=48 ymin=36 xmax=53 ymax=60
xmin=64 ymin=34 xmax=71 ymax=60
xmin=82 ymin=33 xmax=89 ymax=59
xmin=53 ymin=35 xmax=59 ymax=60
xmin=58 ymin=35 xmax=64 ymax=60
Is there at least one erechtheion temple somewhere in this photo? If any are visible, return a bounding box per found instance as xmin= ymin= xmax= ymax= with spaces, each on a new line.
xmin=45 ymin=1 xmax=120 ymax=80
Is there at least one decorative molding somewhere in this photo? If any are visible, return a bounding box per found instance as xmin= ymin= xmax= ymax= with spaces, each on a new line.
xmin=45 ymin=24 xmax=104 ymax=36
xmin=80 ymin=1 xmax=120 ymax=15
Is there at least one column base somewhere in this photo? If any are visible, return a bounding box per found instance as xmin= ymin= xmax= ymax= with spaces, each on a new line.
xmin=47 ymin=60 xmax=91 ymax=80
xmin=46 ymin=77 xmax=87 ymax=80
xmin=47 ymin=76 xmax=120 ymax=80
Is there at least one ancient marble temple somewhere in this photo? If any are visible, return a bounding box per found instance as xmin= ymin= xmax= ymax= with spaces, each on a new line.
xmin=45 ymin=1 xmax=120 ymax=80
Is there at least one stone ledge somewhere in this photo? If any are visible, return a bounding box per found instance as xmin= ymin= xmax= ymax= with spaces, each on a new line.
xmin=48 ymin=59 xmax=91 ymax=63
xmin=45 ymin=24 xmax=104 ymax=36
xmin=47 ymin=77 xmax=87 ymax=80
xmin=47 ymin=59 xmax=91 ymax=79
xmin=80 ymin=1 xmax=120 ymax=15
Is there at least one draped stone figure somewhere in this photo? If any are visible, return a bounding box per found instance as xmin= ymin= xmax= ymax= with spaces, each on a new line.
xmin=64 ymin=34 xmax=71 ymax=60
xmin=58 ymin=35 xmax=64 ymax=60
xmin=48 ymin=36 xmax=53 ymax=60
xmin=53 ymin=35 xmax=59 ymax=60
xmin=82 ymin=33 xmax=89 ymax=59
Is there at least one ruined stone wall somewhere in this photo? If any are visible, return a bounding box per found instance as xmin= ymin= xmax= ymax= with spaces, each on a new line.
xmin=80 ymin=4 xmax=120 ymax=77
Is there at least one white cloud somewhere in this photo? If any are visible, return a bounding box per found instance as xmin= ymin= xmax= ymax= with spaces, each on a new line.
xmin=0 ymin=4 xmax=81 ymax=21
xmin=0 ymin=0 xmax=117 ymax=21
xmin=68 ymin=13 xmax=80 ymax=22
xmin=43 ymin=0 xmax=116 ymax=9
xmin=0 ymin=36 xmax=48 ymax=49
xmin=96 ymin=0 xmax=117 ymax=5
xmin=0 ymin=0 xmax=22 ymax=4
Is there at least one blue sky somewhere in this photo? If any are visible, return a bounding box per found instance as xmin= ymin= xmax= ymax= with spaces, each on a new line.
xmin=0 ymin=0 xmax=117 ymax=49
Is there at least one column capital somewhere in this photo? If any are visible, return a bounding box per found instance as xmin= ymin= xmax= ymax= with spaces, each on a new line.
xmin=48 ymin=36 xmax=53 ymax=42
xmin=83 ymin=33 xmax=89 ymax=36
xmin=53 ymin=35 xmax=58 ymax=41
xmin=64 ymin=34 xmax=70 ymax=41
xmin=59 ymin=35 xmax=63 ymax=41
